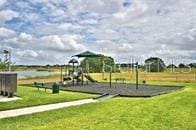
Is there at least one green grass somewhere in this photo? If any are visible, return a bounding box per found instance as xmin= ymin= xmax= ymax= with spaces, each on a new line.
xmin=0 ymin=82 xmax=195 ymax=130
xmin=0 ymin=86 xmax=97 ymax=111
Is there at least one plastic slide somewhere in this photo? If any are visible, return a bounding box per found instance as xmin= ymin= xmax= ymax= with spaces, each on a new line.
xmin=84 ymin=74 xmax=98 ymax=82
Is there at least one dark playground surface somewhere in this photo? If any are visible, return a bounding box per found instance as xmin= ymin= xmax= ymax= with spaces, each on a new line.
xmin=41 ymin=82 xmax=183 ymax=97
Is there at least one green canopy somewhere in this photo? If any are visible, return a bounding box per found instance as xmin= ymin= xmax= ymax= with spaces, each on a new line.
xmin=68 ymin=59 xmax=79 ymax=64
xmin=73 ymin=51 xmax=101 ymax=58
xmin=72 ymin=51 xmax=102 ymax=74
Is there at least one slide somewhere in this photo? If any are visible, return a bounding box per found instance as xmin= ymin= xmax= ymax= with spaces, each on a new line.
xmin=63 ymin=70 xmax=82 ymax=85
xmin=84 ymin=74 xmax=98 ymax=83
xmin=63 ymin=76 xmax=73 ymax=85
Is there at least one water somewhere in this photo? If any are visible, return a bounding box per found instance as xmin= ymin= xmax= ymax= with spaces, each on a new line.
xmin=15 ymin=71 xmax=60 ymax=79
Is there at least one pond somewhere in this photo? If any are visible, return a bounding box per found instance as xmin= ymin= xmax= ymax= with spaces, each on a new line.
xmin=15 ymin=71 xmax=60 ymax=79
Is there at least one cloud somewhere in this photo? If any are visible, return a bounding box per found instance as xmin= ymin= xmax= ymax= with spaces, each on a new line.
xmin=0 ymin=27 xmax=16 ymax=38
xmin=18 ymin=33 xmax=33 ymax=42
xmin=40 ymin=34 xmax=86 ymax=52
xmin=0 ymin=0 xmax=6 ymax=6
xmin=0 ymin=10 xmax=18 ymax=24
xmin=0 ymin=0 xmax=196 ymax=64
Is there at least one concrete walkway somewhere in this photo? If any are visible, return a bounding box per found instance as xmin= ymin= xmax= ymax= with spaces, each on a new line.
xmin=0 ymin=96 xmax=21 ymax=102
xmin=0 ymin=99 xmax=98 ymax=119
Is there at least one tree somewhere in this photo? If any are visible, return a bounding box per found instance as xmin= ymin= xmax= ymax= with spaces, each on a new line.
xmin=145 ymin=57 xmax=166 ymax=72
xmin=167 ymin=64 xmax=177 ymax=68
xmin=0 ymin=61 xmax=7 ymax=71
xmin=80 ymin=56 xmax=115 ymax=73
xmin=189 ymin=63 xmax=196 ymax=68
xmin=0 ymin=58 xmax=15 ymax=71
xmin=178 ymin=63 xmax=186 ymax=68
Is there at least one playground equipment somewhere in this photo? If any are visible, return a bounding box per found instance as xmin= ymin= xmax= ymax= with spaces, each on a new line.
xmin=61 ymin=51 xmax=139 ymax=89
xmin=63 ymin=69 xmax=83 ymax=85
xmin=73 ymin=51 xmax=101 ymax=74
xmin=60 ymin=54 xmax=100 ymax=86
xmin=84 ymin=74 xmax=97 ymax=82
xmin=61 ymin=59 xmax=80 ymax=86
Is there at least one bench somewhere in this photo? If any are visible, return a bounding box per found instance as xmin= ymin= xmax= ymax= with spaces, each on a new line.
xmin=34 ymin=82 xmax=49 ymax=92
xmin=114 ymin=78 xmax=126 ymax=83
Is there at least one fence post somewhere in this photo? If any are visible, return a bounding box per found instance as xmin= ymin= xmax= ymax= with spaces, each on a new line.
xmin=136 ymin=62 xmax=139 ymax=90
xmin=109 ymin=72 xmax=112 ymax=88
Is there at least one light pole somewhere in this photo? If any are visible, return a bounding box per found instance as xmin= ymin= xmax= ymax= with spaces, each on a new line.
xmin=132 ymin=62 xmax=139 ymax=90
xmin=1 ymin=49 xmax=11 ymax=71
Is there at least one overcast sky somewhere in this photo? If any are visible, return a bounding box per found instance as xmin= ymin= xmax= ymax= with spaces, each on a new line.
xmin=0 ymin=0 xmax=196 ymax=65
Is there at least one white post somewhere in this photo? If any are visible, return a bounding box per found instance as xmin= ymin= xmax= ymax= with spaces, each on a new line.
xmin=8 ymin=49 xmax=11 ymax=72
xmin=102 ymin=59 xmax=105 ymax=80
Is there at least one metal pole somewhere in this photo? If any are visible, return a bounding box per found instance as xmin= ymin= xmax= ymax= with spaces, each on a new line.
xmin=8 ymin=49 xmax=11 ymax=71
xmin=64 ymin=64 xmax=66 ymax=77
xmin=136 ymin=62 xmax=139 ymax=90
xmin=102 ymin=59 xmax=105 ymax=80
xmin=82 ymin=71 xmax=84 ymax=85
xmin=73 ymin=63 xmax=74 ymax=72
xmin=73 ymin=63 xmax=74 ymax=86
xmin=60 ymin=65 xmax=63 ymax=82
xmin=109 ymin=71 xmax=112 ymax=88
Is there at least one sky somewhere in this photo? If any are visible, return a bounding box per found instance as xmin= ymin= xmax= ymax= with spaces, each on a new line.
xmin=0 ymin=0 xmax=196 ymax=65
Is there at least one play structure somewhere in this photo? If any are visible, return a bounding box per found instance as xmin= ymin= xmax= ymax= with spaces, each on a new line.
xmin=59 ymin=51 xmax=104 ymax=86
xmin=60 ymin=51 xmax=138 ymax=88
xmin=60 ymin=57 xmax=98 ymax=86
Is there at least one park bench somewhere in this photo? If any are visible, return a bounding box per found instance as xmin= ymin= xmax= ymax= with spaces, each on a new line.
xmin=114 ymin=78 xmax=126 ymax=83
xmin=34 ymin=82 xmax=49 ymax=92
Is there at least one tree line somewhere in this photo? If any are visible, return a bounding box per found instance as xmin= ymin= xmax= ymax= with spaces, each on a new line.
xmin=1 ymin=56 xmax=196 ymax=72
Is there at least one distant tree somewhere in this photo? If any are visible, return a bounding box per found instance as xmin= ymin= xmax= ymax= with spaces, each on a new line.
xmin=189 ymin=63 xmax=196 ymax=68
xmin=167 ymin=64 xmax=177 ymax=68
xmin=145 ymin=57 xmax=166 ymax=72
xmin=80 ymin=56 xmax=115 ymax=73
xmin=178 ymin=63 xmax=187 ymax=68
xmin=45 ymin=64 xmax=51 ymax=68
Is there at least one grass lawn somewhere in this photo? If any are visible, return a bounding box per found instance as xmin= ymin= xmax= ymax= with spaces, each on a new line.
xmin=0 ymin=86 xmax=97 ymax=111
xmin=0 ymin=82 xmax=195 ymax=130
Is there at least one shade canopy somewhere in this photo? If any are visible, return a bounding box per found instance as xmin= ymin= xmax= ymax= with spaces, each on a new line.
xmin=68 ymin=59 xmax=79 ymax=64
xmin=73 ymin=51 xmax=101 ymax=58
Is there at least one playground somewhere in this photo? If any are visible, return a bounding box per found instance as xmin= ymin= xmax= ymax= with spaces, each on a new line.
xmin=39 ymin=82 xmax=183 ymax=97
xmin=29 ymin=51 xmax=183 ymax=97
xmin=0 ymin=51 xmax=194 ymax=130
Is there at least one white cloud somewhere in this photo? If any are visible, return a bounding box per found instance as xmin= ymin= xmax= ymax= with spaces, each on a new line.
xmin=18 ymin=33 xmax=33 ymax=43
xmin=113 ymin=0 xmax=148 ymax=20
xmin=0 ymin=10 xmax=18 ymax=24
xmin=40 ymin=34 xmax=86 ymax=52
xmin=80 ymin=0 xmax=124 ymax=14
xmin=16 ymin=50 xmax=39 ymax=58
xmin=0 ymin=27 xmax=16 ymax=38
xmin=1 ymin=0 xmax=196 ymax=64
xmin=0 ymin=0 xmax=6 ymax=6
